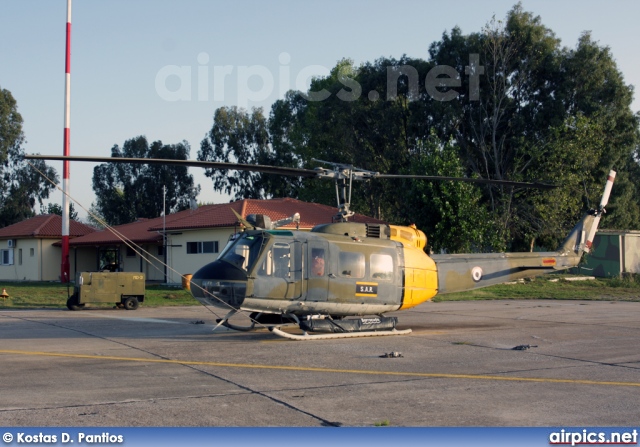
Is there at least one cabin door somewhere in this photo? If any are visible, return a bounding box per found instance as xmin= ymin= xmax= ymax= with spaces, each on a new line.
xmin=253 ymin=240 xmax=302 ymax=300
xmin=305 ymin=240 xmax=329 ymax=302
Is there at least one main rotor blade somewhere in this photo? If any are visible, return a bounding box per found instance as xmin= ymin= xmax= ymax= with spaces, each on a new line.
xmin=26 ymin=154 xmax=556 ymax=189
xmin=372 ymin=174 xmax=557 ymax=190
xmin=25 ymin=155 xmax=319 ymax=178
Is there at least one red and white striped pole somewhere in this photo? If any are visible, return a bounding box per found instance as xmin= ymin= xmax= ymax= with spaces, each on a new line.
xmin=61 ymin=0 xmax=72 ymax=283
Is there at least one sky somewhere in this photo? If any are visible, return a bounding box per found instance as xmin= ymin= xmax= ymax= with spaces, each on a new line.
xmin=2 ymin=0 xmax=639 ymax=220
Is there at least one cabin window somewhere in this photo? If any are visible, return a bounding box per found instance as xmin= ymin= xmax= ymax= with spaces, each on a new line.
xmin=187 ymin=241 xmax=219 ymax=254
xmin=258 ymin=243 xmax=291 ymax=278
xmin=371 ymin=254 xmax=394 ymax=280
xmin=339 ymin=251 xmax=365 ymax=278
xmin=311 ymin=248 xmax=326 ymax=276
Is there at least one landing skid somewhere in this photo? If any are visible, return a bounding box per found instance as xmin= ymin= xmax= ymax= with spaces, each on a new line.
xmin=270 ymin=327 xmax=412 ymax=340
xmin=214 ymin=310 xmax=412 ymax=340
xmin=213 ymin=310 xmax=299 ymax=332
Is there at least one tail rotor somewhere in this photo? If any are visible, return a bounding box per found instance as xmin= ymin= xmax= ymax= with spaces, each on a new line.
xmin=584 ymin=170 xmax=616 ymax=253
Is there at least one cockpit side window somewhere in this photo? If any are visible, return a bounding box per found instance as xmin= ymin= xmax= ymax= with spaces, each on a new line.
xmin=219 ymin=234 xmax=264 ymax=272
xmin=258 ymin=242 xmax=291 ymax=278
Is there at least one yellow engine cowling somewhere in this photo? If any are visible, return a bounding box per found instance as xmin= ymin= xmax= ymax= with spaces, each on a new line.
xmin=389 ymin=224 xmax=427 ymax=249
xmin=390 ymin=225 xmax=438 ymax=309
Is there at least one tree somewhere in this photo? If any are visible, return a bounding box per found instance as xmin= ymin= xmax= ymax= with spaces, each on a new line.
xmin=40 ymin=202 xmax=79 ymax=221
xmin=428 ymin=4 xmax=639 ymax=249
xmin=402 ymin=135 xmax=500 ymax=253
xmin=198 ymin=106 xmax=270 ymax=199
xmin=272 ymin=56 xmax=440 ymax=221
xmin=195 ymin=4 xmax=640 ymax=251
xmin=0 ymin=87 xmax=58 ymax=228
xmin=92 ymin=136 xmax=199 ymax=225
xmin=198 ymin=106 xmax=304 ymax=200
xmin=85 ymin=203 xmax=106 ymax=230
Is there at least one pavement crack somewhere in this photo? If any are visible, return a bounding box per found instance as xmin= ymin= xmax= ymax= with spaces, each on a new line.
xmin=0 ymin=313 xmax=341 ymax=427
xmin=0 ymin=391 xmax=252 ymax=414
xmin=446 ymin=340 xmax=640 ymax=371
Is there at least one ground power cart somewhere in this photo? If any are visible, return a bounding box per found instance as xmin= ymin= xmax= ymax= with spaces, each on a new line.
xmin=67 ymin=271 xmax=146 ymax=310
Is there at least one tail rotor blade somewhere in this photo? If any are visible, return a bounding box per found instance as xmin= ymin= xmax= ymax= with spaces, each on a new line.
xmin=585 ymin=170 xmax=616 ymax=252
xmin=599 ymin=170 xmax=616 ymax=209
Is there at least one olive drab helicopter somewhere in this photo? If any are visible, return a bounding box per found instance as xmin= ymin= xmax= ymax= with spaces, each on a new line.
xmin=26 ymin=154 xmax=615 ymax=340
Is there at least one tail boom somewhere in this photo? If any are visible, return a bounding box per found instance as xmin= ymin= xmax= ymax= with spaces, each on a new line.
xmin=433 ymin=170 xmax=615 ymax=295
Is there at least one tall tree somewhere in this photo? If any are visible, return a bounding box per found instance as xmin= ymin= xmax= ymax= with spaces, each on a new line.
xmin=40 ymin=202 xmax=79 ymax=221
xmin=198 ymin=106 xmax=305 ymax=200
xmin=402 ymin=134 xmax=500 ymax=253
xmin=428 ymin=4 xmax=639 ymax=249
xmin=196 ymin=4 xmax=639 ymax=252
xmin=92 ymin=136 xmax=199 ymax=225
xmin=198 ymin=106 xmax=270 ymax=199
xmin=0 ymin=87 xmax=58 ymax=227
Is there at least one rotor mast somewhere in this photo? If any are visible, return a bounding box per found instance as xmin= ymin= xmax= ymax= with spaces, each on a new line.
xmin=312 ymin=159 xmax=376 ymax=222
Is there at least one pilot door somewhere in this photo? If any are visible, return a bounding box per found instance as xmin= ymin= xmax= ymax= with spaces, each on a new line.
xmin=305 ymin=240 xmax=330 ymax=302
xmin=252 ymin=240 xmax=302 ymax=300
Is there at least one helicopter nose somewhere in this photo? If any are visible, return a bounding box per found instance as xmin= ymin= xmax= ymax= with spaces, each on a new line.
xmin=190 ymin=260 xmax=248 ymax=309
xmin=191 ymin=279 xmax=247 ymax=308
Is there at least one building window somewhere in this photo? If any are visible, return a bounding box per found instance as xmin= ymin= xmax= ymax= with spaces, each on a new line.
xmin=126 ymin=246 xmax=136 ymax=257
xmin=18 ymin=249 xmax=22 ymax=265
xmin=30 ymin=248 xmax=34 ymax=257
xmin=1 ymin=249 xmax=14 ymax=265
xmin=157 ymin=245 xmax=164 ymax=256
xmin=187 ymin=241 xmax=219 ymax=254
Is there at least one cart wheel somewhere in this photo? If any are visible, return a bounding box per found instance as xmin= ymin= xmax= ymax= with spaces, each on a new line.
xmin=66 ymin=294 xmax=81 ymax=311
xmin=123 ymin=296 xmax=139 ymax=310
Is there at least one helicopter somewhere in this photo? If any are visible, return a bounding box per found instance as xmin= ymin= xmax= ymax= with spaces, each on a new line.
xmin=26 ymin=154 xmax=615 ymax=340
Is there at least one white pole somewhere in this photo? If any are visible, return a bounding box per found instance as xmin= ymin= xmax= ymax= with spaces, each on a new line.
xmin=163 ymin=186 xmax=167 ymax=283
xmin=61 ymin=0 xmax=72 ymax=283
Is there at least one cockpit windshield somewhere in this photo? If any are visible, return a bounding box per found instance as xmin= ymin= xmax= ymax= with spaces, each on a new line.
xmin=218 ymin=233 xmax=265 ymax=272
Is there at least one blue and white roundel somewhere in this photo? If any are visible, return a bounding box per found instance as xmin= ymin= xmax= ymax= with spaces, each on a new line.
xmin=471 ymin=266 xmax=483 ymax=282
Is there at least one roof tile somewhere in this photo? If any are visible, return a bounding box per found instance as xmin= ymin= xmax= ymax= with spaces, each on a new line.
xmin=148 ymin=198 xmax=385 ymax=231
xmin=68 ymin=198 xmax=386 ymax=246
xmin=0 ymin=215 xmax=97 ymax=239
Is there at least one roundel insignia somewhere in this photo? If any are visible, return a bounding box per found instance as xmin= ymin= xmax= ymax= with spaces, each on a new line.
xmin=471 ymin=266 xmax=483 ymax=282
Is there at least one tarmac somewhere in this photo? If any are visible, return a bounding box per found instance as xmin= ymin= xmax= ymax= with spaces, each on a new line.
xmin=1 ymin=299 xmax=639 ymax=427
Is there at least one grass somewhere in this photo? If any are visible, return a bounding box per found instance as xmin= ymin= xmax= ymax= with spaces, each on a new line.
xmin=0 ymin=281 xmax=196 ymax=309
xmin=1 ymin=274 xmax=639 ymax=310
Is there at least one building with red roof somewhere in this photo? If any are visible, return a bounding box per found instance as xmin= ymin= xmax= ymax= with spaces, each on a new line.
xmin=0 ymin=214 xmax=96 ymax=281
xmin=66 ymin=198 xmax=385 ymax=283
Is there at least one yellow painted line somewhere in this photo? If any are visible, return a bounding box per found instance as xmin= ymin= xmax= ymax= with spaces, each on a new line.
xmin=1 ymin=349 xmax=639 ymax=388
